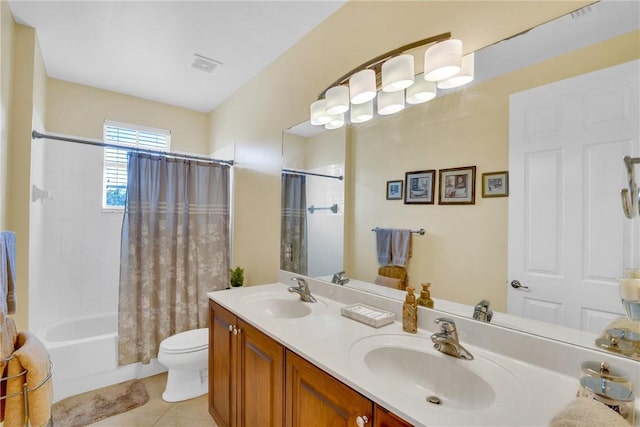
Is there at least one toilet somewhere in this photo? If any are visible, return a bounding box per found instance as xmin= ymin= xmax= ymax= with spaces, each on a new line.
xmin=157 ymin=328 xmax=209 ymax=402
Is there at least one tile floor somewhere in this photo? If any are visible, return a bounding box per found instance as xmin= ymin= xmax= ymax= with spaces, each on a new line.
xmin=87 ymin=373 xmax=216 ymax=426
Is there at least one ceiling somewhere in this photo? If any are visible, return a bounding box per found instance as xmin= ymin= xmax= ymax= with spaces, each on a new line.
xmin=7 ymin=0 xmax=346 ymax=113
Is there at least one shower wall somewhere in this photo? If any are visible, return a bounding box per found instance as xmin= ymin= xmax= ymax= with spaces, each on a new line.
xmin=29 ymin=138 xmax=123 ymax=334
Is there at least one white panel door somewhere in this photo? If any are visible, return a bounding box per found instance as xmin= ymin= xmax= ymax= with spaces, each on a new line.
xmin=508 ymin=60 xmax=640 ymax=333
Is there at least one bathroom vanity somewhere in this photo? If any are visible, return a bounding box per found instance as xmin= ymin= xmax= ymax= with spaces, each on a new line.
xmin=208 ymin=273 xmax=640 ymax=426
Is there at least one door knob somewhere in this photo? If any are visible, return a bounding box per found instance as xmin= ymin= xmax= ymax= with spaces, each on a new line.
xmin=511 ymin=280 xmax=529 ymax=290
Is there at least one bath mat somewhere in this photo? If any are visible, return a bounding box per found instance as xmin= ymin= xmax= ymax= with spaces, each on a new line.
xmin=51 ymin=379 xmax=149 ymax=427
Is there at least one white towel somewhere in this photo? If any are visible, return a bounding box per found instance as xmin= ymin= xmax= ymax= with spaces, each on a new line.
xmin=550 ymin=397 xmax=628 ymax=427
xmin=0 ymin=231 xmax=17 ymax=315
xmin=391 ymin=229 xmax=412 ymax=267
xmin=375 ymin=228 xmax=392 ymax=265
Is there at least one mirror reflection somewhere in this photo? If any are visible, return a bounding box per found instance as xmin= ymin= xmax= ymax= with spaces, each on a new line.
xmin=281 ymin=1 xmax=640 ymax=358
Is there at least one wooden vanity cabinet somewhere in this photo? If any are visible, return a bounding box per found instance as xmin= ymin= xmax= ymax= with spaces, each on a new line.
xmin=374 ymin=404 xmax=413 ymax=427
xmin=209 ymin=300 xmax=285 ymax=427
xmin=285 ymin=350 xmax=372 ymax=426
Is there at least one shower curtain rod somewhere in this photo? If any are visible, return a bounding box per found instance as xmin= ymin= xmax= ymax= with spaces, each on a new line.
xmin=32 ymin=130 xmax=234 ymax=166
xmin=282 ymin=168 xmax=343 ymax=181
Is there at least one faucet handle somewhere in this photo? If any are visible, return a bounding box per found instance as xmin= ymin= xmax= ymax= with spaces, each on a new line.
xmin=291 ymin=276 xmax=308 ymax=289
xmin=435 ymin=317 xmax=456 ymax=332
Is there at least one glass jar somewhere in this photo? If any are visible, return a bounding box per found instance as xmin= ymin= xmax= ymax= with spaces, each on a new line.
xmin=579 ymin=376 xmax=635 ymax=424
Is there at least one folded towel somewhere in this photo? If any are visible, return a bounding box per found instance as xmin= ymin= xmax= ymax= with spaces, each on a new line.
xmin=374 ymin=275 xmax=405 ymax=290
xmin=0 ymin=231 xmax=17 ymax=314
xmin=5 ymin=332 xmax=53 ymax=427
xmin=0 ymin=315 xmax=17 ymax=421
xmin=375 ymin=228 xmax=392 ymax=265
xmin=550 ymin=397 xmax=628 ymax=427
xmin=391 ymin=229 xmax=412 ymax=267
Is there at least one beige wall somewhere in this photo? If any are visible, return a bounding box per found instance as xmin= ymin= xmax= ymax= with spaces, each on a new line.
xmin=46 ymin=79 xmax=210 ymax=154
xmin=0 ymin=0 xmax=14 ymax=230
xmin=208 ymin=1 xmax=590 ymax=286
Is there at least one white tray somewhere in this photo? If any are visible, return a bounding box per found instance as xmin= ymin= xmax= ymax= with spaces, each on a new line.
xmin=340 ymin=303 xmax=395 ymax=328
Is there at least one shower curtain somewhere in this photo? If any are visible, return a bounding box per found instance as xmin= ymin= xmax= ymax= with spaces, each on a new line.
xmin=118 ymin=153 xmax=229 ymax=365
xmin=281 ymin=173 xmax=307 ymax=275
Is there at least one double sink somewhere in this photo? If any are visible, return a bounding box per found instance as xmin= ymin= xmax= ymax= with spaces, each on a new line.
xmin=234 ymin=287 xmax=526 ymax=414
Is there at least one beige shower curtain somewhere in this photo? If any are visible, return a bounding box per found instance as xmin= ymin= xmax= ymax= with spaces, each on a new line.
xmin=118 ymin=153 xmax=230 ymax=365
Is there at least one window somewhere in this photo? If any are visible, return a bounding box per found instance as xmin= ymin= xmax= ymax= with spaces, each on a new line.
xmin=102 ymin=120 xmax=171 ymax=209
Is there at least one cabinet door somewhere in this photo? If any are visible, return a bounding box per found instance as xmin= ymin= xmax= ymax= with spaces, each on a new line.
xmin=286 ymin=350 xmax=372 ymax=427
xmin=374 ymin=404 xmax=413 ymax=427
xmin=237 ymin=319 xmax=285 ymax=427
xmin=209 ymin=300 xmax=238 ymax=427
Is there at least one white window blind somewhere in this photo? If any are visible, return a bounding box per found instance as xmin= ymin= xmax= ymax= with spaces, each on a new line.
xmin=102 ymin=120 xmax=171 ymax=209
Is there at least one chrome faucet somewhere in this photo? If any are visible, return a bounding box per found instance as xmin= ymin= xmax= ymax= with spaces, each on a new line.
xmin=331 ymin=271 xmax=350 ymax=286
xmin=288 ymin=277 xmax=317 ymax=303
xmin=430 ymin=317 xmax=473 ymax=360
xmin=473 ymin=299 xmax=493 ymax=323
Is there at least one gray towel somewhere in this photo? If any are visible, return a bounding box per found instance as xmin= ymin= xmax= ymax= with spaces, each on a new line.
xmin=0 ymin=231 xmax=17 ymax=315
xmin=375 ymin=228 xmax=392 ymax=265
xmin=391 ymin=229 xmax=412 ymax=267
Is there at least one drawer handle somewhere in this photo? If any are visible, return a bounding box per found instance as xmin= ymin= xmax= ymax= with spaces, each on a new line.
xmin=228 ymin=324 xmax=233 ymax=332
xmin=233 ymin=327 xmax=240 ymax=336
xmin=356 ymin=415 xmax=369 ymax=427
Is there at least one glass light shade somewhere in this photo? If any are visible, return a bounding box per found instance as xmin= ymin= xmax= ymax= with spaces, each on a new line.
xmin=349 ymin=69 xmax=377 ymax=104
xmin=309 ymin=99 xmax=331 ymax=125
xmin=437 ymin=53 xmax=475 ymax=89
xmin=325 ymin=113 xmax=345 ymax=130
xmin=406 ymin=74 xmax=437 ymax=104
xmin=326 ymin=86 xmax=350 ymax=115
xmin=350 ymin=100 xmax=373 ymax=123
xmin=381 ymin=54 xmax=414 ymax=92
xmin=377 ymin=90 xmax=405 ymax=115
xmin=309 ymin=99 xmax=331 ymax=126
xmin=424 ymin=39 xmax=462 ymax=82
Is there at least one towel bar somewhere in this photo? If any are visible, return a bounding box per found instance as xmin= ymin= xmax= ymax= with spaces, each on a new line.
xmin=371 ymin=227 xmax=425 ymax=236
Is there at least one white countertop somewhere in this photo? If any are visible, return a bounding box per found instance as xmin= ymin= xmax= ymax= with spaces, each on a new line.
xmin=208 ymin=278 xmax=639 ymax=427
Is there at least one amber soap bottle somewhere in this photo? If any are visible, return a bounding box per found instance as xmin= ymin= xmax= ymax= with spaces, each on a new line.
xmin=402 ymin=287 xmax=418 ymax=333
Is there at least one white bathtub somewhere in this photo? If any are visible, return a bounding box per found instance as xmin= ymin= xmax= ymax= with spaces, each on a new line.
xmin=42 ymin=314 xmax=166 ymax=402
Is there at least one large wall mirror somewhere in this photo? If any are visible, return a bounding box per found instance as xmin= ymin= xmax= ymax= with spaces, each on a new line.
xmin=282 ymin=1 xmax=640 ymax=358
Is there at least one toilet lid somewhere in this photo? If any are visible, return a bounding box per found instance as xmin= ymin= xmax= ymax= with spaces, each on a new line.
xmin=160 ymin=328 xmax=209 ymax=353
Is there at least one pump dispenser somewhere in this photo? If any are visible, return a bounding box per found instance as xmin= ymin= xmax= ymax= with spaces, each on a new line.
xmin=403 ymin=287 xmax=418 ymax=333
xmin=416 ymin=283 xmax=434 ymax=308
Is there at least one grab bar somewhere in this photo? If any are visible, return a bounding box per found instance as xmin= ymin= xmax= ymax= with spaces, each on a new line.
xmin=308 ymin=204 xmax=338 ymax=214
xmin=621 ymin=156 xmax=640 ymax=219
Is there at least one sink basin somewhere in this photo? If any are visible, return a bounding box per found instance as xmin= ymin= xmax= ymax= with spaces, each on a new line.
xmin=240 ymin=292 xmax=324 ymax=319
xmin=349 ymin=334 xmax=524 ymax=411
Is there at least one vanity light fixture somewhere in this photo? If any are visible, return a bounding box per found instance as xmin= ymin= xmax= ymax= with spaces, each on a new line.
xmin=350 ymin=100 xmax=374 ymax=123
xmin=377 ymin=90 xmax=405 ymax=115
xmin=310 ymin=32 xmax=470 ymax=129
xmin=406 ymin=74 xmax=437 ymax=104
xmin=437 ymin=53 xmax=475 ymax=89
xmin=381 ymin=54 xmax=415 ymax=92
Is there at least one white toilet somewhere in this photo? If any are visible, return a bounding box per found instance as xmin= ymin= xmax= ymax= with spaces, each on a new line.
xmin=157 ymin=328 xmax=209 ymax=402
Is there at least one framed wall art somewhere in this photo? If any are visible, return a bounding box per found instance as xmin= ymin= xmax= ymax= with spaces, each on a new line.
xmin=404 ymin=170 xmax=435 ymax=204
xmin=482 ymin=171 xmax=509 ymax=197
xmin=386 ymin=180 xmax=403 ymax=200
xmin=438 ymin=166 xmax=476 ymax=205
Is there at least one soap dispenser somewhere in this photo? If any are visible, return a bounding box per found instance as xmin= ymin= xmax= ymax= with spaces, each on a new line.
xmin=416 ymin=283 xmax=434 ymax=308
xmin=403 ymin=287 xmax=418 ymax=333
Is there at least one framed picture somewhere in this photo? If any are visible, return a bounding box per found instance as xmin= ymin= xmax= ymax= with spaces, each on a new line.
xmin=386 ymin=180 xmax=403 ymax=200
xmin=404 ymin=170 xmax=436 ymax=204
xmin=438 ymin=166 xmax=476 ymax=205
xmin=482 ymin=171 xmax=509 ymax=197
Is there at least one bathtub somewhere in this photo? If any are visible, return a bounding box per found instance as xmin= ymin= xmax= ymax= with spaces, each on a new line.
xmin=42 ymin=314 xmax=166 ymax=402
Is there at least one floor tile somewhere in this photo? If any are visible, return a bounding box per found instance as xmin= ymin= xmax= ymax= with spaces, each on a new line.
xmin=164 ymin=394 xmax=210 ymax=420
xmin=153 ymin=416 xmax=216 ymax=427
xmin=86 ymin=411 xmax=160 ymax=427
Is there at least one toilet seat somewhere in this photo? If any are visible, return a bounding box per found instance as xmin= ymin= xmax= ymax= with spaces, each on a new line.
xmin=160 ymin=328 xmax=208 ymax=354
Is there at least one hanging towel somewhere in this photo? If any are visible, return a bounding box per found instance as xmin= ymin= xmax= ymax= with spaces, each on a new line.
xmin=5 ymin=332 xmax=53 ymax=427
xmin=391 ymin=229 xmax=412 ymax=267
xmin=0 ymin=231 xmax=17 ymax=314
xmin=375 ymin=228 xmax=392 ymax=265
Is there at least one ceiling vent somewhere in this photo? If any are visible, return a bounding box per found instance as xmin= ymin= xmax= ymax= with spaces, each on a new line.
xmin=191 ymin=54 xmax=223 ymax=73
